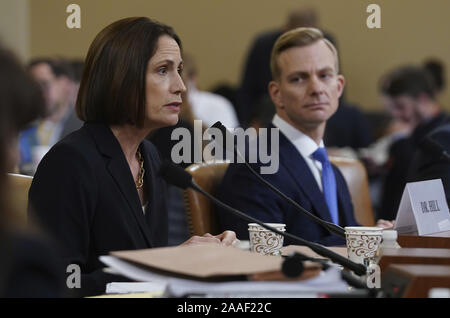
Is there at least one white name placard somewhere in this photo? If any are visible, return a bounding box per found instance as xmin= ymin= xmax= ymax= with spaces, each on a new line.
xmin=394 ymin=179 xmax=450 ymax=235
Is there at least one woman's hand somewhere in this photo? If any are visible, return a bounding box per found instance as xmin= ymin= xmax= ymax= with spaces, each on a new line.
xmin=182 ymin=230 xmax=239 ymax=246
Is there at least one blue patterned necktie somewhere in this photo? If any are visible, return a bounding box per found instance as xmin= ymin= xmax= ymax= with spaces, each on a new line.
xmin=311 ymin=147 xmax=339 ymax=225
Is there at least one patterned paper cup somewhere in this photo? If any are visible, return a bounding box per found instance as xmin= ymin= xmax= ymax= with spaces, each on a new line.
xmin=248 ymin=223 xmax=285 ymax=256
xmin=345 ymin=226 xmax=383 ymax=266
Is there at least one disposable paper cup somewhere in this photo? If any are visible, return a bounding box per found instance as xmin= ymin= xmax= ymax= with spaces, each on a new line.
xmin=248 ymin=223 xmax=285 ymax=256
xmin=345 ymin=226 xmax=383 ymax=266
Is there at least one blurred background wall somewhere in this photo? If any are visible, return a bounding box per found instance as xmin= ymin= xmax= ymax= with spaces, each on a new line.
xmin=0 ymin=0 xmax=29 ymax=62
xmin=0 ymin=0 xmax=449 ymax=110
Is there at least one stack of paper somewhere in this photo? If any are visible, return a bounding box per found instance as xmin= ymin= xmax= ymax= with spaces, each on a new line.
xmin=99 ymin=244 xmax=350 ymax=297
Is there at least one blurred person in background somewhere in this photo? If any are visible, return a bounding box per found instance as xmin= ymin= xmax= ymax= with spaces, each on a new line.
xmin=0 ymin=45 xmax=64 ymax=297
xmin=358 ymin=70 xmax=421 ymax=219
xmin=19 ymin=58 xmax=82 ymax=175
xmin=61 ymin=58 xmax=85 ymax=138
xmin=182 ymin=53 xmax=239 ymax=129
xmin=68 ymin=59 xmax=84 ymax=107
xmin=408 ymin=121 xmax=450 ymax=206
xmin=424 ymin=58 xmax=446 ymax=98
xmin=407 ymin=59 xmax=450 ymax=204
xmin=378 ymin=66 xmax=447 ymax=221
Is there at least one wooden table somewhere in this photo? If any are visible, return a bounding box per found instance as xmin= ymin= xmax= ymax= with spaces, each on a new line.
xmin=382 ymin=264 xmax=450 ymax=297
xmin=398 ymin=231 xmax=450 ymax=248
xmin=378 ymin=248 xmax=450 ymax=271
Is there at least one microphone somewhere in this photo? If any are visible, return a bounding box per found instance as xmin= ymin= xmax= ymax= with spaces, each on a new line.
xmin=159 ymin=160 xmax=367 ymax=276
xmin=420 ymin=136 xmax=450 ymax=163
xmin=282 ymin=253 xmax=373 ymax=292
xmin=208 ymin=121 xmax=346 ymax=239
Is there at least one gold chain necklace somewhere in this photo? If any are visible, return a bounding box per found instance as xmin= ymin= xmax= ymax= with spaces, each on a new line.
xmin=135 ymin=150 xmax=145 ymax=189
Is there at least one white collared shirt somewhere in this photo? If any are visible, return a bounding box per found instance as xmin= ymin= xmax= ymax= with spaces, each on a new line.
xmin=272 ymin=114 xmax=325 ymax=191
xmin=188 ymin=87 xmax=239 ymax=129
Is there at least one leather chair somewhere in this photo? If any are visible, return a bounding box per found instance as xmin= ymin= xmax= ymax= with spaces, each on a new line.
xmin=184 ymin=160 xmax=229 ymax=236
xmin=183 ymin=157 xmax=375 ymax=236
xmin=6 ymin=173 xmax=33 ymax=225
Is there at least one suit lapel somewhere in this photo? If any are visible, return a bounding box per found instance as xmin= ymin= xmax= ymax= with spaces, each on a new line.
xmin=141 ymin=143 xmax=157 ymax=226
xmin=333 ymin=165 xmax=352 ymax=225
xmin=275 ymin=130 xmax=334 ymax=223
xmin=85 ymin=123 xmax=153 ymax=247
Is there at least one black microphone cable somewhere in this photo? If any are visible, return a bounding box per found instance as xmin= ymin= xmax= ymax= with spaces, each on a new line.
xmin=420 ymin=136 xmax=450 ymax=163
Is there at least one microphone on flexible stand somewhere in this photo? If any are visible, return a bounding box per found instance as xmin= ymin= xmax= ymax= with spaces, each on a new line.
xmin=282 ymin=253 xmax=373 ymax=292
xmin=420 ymin=136 xmax=450 ymax=163
xmin=159 ymin=160 xmax=367 ymax=277
xmin=208 ymin=121 xmax=346 ymax=239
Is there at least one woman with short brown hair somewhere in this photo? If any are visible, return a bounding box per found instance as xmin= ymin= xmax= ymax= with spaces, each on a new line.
xmin=29 ymin=17 xmax=236 ymax=297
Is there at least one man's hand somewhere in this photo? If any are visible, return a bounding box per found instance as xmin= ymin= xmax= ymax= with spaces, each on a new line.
xmin=182 ymin=230 xmax=239 ymax=246
xmin=376 ymin=219 xmax=395 ymax=229
xmin=213 ymin=230 xmax=239 ymax=246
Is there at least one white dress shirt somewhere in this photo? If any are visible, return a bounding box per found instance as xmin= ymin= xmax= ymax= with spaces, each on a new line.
xmin=188 ymin=87 xmax=239 ymax=129
xmin=272 ymin=114 xmax=325 ymax=191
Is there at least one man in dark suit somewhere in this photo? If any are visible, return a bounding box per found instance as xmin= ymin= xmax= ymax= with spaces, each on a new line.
xmin=19 ymin=58 xmax=83 ymax=175
xmin=217 ymin=27 xmax=360 ymax=246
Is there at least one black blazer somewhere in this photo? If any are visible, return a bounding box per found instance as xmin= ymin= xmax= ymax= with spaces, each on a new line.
xmin=28 ymin=122 xmax=168 ymax=296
